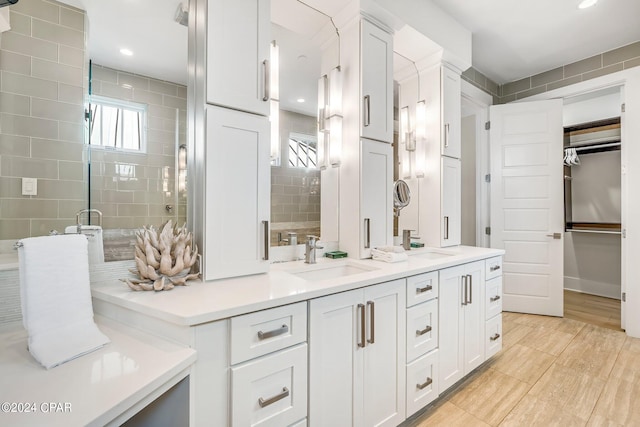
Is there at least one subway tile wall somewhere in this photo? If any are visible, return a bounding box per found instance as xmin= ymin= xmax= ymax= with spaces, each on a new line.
xmin=89 ymin=64 xmax=187 ymax=231
xmin=0 ymin=0 xmax=87 ymax=240
xmin=270 ymin=110 xmax=321 ymax=245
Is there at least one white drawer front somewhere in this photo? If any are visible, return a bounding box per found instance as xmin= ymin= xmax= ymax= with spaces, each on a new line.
xmin=231 ymin=302 xmax=307 ymax=365
xmin=406 ymin=349 xmax=439 ymax=417
xmin=485 ymin=314 xmax=502 ymax=359
xmin=406 ymin=271 xmax=439 ymax=307
xmin=288 ymin=419 xmax=307 ymax=427
xmin=485 ymin=276 xmax=503 ymax=320
xmin=485 ymin=256 xmax=503 ymax=281
xmin=406 ymin=299 xmax=438 ymax=362
xmin=231 ymin=344 xmax=307 ymax=427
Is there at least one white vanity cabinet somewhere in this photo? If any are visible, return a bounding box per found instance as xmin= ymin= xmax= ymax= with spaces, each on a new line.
xmin=360 ymin=19 xmax=393 ymax=143
xmin=230 ymin=302 xmax=308 ymax=427
xmin=309 ymin=279 xmax=406 ymax=427
xmin=405 ymin=272 xmax=440 ymax=417
xmin=204 ymin=105 xmax=270 ymax=280
xmin=441 ymin=65 xmax=462 ymax=159
xmin=484 ymin=257 xmax=504 ymax=359
xmin=206 ymin=0 xmax=271 ymax=116
xmin=438 ymin=261 xmax=485 ymax=391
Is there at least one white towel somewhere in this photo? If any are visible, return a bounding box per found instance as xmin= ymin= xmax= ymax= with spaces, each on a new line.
xmin=18 ymin=234 xmax=110 ymax=369
xmin=375 ymin=245 xmax=406 ymax=253
xmin=65 ymin=225 xmax=105 ymax=264
xmin=371 ymin=248 xmax=409 ymax=263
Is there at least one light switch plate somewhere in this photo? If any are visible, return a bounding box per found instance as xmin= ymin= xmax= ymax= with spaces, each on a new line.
xmin=22 ymin=177 xmax=37 ymax=196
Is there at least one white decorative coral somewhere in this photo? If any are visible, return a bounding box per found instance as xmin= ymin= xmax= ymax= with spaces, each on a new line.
xmin=122 ymin=220 xmax=200 ymax=291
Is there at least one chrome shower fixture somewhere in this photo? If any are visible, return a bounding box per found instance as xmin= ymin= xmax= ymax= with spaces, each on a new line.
xmin=174 ymin=3 xmax=188 ymax=26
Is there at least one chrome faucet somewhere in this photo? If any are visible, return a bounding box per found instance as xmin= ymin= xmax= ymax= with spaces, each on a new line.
xmin=402 ymin=229 xmax=420 ymax=250
xmin=305 ymin=235 xmax=323 ymax=264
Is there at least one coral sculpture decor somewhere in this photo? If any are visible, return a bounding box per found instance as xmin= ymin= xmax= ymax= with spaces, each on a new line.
xmin=122 ymin=220 xmax=200 ymax=291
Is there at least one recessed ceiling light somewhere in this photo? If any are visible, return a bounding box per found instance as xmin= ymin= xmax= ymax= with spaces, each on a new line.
xmin=578 ymin=0 xmax=597 ymax=9
xmin=120 ymin=48 xmax=133 ymax=56
xmin=297 ymin=98 xmax=305 ymax=103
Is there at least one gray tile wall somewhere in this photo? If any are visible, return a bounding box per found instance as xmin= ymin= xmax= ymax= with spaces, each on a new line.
xmin=89 ymin=64 xmax=187 ymax=231
xmin=0 ymin=0 xmax=87 ymax=240
xmin=271 ymin=110 xmax=320 ymax=245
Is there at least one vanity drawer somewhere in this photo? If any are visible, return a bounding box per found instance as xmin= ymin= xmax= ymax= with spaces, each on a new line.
xmin=406 ymin=271 xmax=439 ymax=307
xmin=485 ymin=276 xmax=503 ymax=320
xmin=485 ymin=256 xmax=503 ymax=280
xmin=406 ymin=299 xmax=439 ymax=362
xmin=406 ymin=349 xmax=439 ymax=417
xmin=231 ymin=344 xmax=307 ymax=427
xmin=485 ymin=314 xmax=503 ymax=359
xmin=231 ymin=302 xmax=307 ymax=365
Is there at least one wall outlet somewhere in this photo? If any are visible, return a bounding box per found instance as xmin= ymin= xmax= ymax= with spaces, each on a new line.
xmin=22 ymin=177 xmax=37 ymax=196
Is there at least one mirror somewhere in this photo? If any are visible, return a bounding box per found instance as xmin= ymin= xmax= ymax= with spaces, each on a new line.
xmin=269 ymin=11 xmax=324 ymax=247
xmin=393 ymin=180 xmax=411 ymax=216
xmin=0 ymin=0 xmax=188 ymax=264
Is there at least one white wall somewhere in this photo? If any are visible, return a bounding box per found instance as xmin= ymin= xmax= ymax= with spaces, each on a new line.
xmin=461 ymin=115 xmax=476 ymax=245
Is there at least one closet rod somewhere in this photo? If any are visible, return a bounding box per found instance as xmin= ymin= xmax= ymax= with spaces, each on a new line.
xmin=572 ymin=141 xmax=621 ymax=152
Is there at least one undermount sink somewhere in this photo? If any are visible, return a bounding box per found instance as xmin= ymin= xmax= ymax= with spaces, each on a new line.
xmin=289 ymin=262 xmax=378 ymax=282
xmin=409 ymin=249 xmax=456 ymax=260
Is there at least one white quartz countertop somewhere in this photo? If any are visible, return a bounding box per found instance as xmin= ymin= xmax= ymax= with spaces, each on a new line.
xmin=0 ymin=316 xmax=196 ymax=427
xmin=91 ymin=246 xmax=504 ymax=327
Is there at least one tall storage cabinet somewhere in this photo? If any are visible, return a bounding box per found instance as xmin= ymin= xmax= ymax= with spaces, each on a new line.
xmin=207 ymin=0 xmax=271 ymax=116
xmin=309 ymin=279 xmax=406 ymax=427
xmin=438 ymin=261 xmax=485 ymax=391
xmin=204 ymin=105 xmax=270 ymax=280
xmin=360 ymin=19 xmax=393 ymax=143
xmin=441 ymin=66 xmax=462 ymax=159
xmin=441 ymin=156 xmax=462 ymax=247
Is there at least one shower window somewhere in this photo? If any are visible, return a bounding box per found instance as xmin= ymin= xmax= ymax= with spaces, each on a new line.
xmin=89 ymin=95 xmax=147 ymax=152
xmin=288 ymin=132 xmax=317 ymax=168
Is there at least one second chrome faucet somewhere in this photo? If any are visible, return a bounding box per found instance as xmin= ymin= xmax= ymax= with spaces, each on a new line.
xmin=305 ymin=235 xmax=323 ymax=264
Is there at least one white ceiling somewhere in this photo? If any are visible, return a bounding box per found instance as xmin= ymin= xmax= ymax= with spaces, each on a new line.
xmin=430 ymin=0 xmax=640 ymax=84
xmin=55 ymin=0 xmax=640 ymax=95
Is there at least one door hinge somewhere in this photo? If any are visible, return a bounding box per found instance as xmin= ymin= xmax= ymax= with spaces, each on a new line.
xmin=621 ymin=103 xmax=626 ymax=113
xmin=485 ymin=174 xmax=491 ymax=183
xmin=622 ymin=292 xmax=626 ymax=302
xmin=485 ymin=227 xmax=491 ymax=235
xmin=485 ymin=121 xmax=491 ymax=130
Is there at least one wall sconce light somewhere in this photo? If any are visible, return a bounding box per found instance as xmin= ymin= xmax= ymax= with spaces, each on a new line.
xmin=317 ymin=66 xmax=343 ymax=169
xmin=270 ymin=40 xmax=280 ymax=166
xmin=317 ymin=74 xmax=329 ymax=170
xmin=414 ymin=100 xmax=426 ymax=178
xmin=178 ymin=144 xmax=187 ymax=195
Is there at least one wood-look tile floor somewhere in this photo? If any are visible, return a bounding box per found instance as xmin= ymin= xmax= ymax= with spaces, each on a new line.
xmin=405 ymin=307 xmax=639 ymax=426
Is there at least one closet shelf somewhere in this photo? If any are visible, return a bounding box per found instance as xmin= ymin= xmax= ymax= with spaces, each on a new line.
xmin=566 ymin=222 xmax=621 ymax=234
xmin=566 ymin=229 xmax=621 ymax=235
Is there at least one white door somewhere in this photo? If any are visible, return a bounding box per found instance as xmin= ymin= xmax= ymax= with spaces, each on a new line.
xmin=490 ymin=100 xmax=564 ymax=316
xmin=438 ymin=264 xmax=464 ymax=391
xmin=442 ymin=156 xmax=461 ymax=247
xmin=441 ymin=66 xmax=461 ymax=159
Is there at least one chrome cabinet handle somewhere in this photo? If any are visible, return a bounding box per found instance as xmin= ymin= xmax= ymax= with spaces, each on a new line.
xmin=258 ymin=387 xmax=289 ymax=408
xmin=416 ymin=284 xmax=433 ymax=294
xmin=490 ymin=333 xmax=501 ymax=342
xmin=364 ymin=95 xmax=371 ymax=127
xmin=364 ymin=218 xmax=371 ymax=249
xmin=546 ymin=232 xmax=562 ymax=239
xmin=416 ymin=377 xmax=433 ymax=390
xmin=263 ymin=220 xmax=269 ymax=260
xmin=490 ymin=295 xmax=501 ymax=303
xmin=257 ymin=324 xmax=288 ymax=340
xmin=444 ymin=216 xmax=449 ymax=240
xmin=358 ymin=303 xmax=366 ymax=348
xmin=468 ymin=274 xmax=473 ymax=304
xmin=416 ymin=325 xmax=432 ymax=336
xmin=490 ymin=265 xmax=501 ymax=272
xmin=262 ymin=59 xmax=270 ymax=102
xmin=367 ymin=301 xmax=375 ymax=344
xmin=461 ymin=276 xmax=467 ymax=306
xmin=444 ymin=123 xmax=450 ymax=148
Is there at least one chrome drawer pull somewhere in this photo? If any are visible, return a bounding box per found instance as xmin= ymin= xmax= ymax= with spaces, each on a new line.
xmin=490 ymin=295 xmax=501 ymax=303
xmin=367 ymin=301 xmax=375 ymax=344
xmin=416 ymin=325 xmax=432 ymax=336
xmin=416 ymin=377 xmax=433 ymax=390
xmin=258 ymin=387 xmax=289 ymax=408
xmin=257 ymin=324 xmax=288 ymax=340
xmin=416 ymin=284 xmax=433 ymax=294
xmin=490 ymin=333 xmax=501 ymax=342
xmin=358 ymin=303 xmax=366 ymax=348
xmin=490 ymin=265 xmax=501 ymax=272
